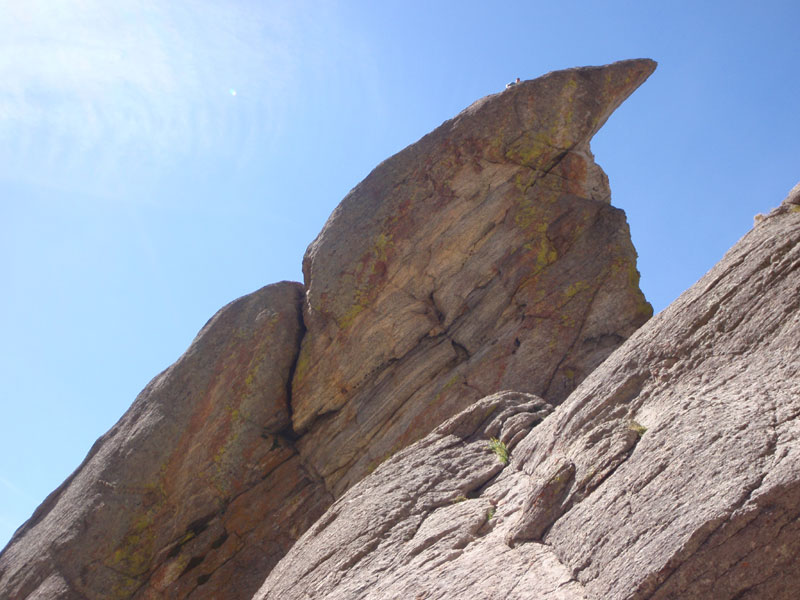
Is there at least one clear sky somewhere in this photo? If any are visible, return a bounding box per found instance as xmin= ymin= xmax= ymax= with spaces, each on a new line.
xmin=1 ymin=0 xmax=798 ymax=549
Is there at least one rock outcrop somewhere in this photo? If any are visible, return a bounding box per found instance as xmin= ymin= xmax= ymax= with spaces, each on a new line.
xmin=294 ymin=59 xmax=655 ymax=496
xmin=255 ymin=186 xmax=800 ymax=599
xmin=0 ymin=283 xmax=332 ymax=599
xmin=0 ymin=59 xmax=655 ymax=599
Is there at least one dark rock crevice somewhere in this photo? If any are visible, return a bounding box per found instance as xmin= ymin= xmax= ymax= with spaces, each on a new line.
xmin=282 ymin=288 xmax=307 ymax=442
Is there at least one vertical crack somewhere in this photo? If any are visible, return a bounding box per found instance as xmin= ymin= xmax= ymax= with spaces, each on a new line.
xmin=281 ymin=287 xmax=307 ymax=442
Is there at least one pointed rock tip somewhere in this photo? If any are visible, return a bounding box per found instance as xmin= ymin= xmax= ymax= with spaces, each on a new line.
xmin=551 ymin=57 xmax=657 ymax=139
xmin=453 ymin=58 xmax=656 ymax=158
xmin=537 ymin=57 xmax=657 ymax=87
xmin=599 ymin=57 xmax=657 ymax=79
xmin=597 ymin=57 xmax=657 ymax=102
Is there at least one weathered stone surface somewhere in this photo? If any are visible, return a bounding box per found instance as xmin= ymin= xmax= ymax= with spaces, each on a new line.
xmin=254 ymin=391 xmax=567 ymax=600
xmin=0 ymin=282 xmax=332 ymax=600
xmin=0 ymin=60 xmax=656 ymax=600
xmin=510 ymin=192 xmax=800 ymax=599
xmin=259 ymin=189 xmax=800 ymax=599
xmin=293 ymin=58 xmax=655 ymax=497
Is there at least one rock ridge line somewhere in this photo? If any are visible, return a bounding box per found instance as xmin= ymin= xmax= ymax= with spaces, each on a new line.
xmin=0 ymin=59 xmax=656 ymax=600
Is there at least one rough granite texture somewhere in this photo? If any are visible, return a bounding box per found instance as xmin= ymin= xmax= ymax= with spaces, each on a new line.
xmin=255 ymin=391 xmax=569 ymax=600
xmin=294 ymin=58 xmax=655 ymax=497
xmin=0 ymin=60 xmax=656 ymax=600
xmin=256 ymin=187 xmax=800 ymax=599
xmin=0 ymin=283 xmax=332 ymax=599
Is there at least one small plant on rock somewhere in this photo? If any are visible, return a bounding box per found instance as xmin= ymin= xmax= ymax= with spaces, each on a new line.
xmin=629 ymin=420 xmax=647 ymax=437
xmin=487 ymin=437 xmax=509 ymax=465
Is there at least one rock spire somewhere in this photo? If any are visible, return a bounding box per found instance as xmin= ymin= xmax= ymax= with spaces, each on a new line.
xmin=0 ymin=59 xmax=655 ymax=599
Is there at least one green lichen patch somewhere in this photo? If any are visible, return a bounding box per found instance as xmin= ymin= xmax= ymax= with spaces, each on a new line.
xmin=505 ymin=133 xmax=561 ymax=171
xmin=338 ymin=231 xmax=396 ymax=330
xmin=106 ymin=494 xmax=165 ymax=597
xmin=433 ymin=373 xmax=462 ymax=405
xmin=564 ymin=280 xmax=590 ymax=299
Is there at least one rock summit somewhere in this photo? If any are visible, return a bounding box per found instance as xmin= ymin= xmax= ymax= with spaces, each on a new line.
xmin=10 ymin=58 xmax=796 ymax=600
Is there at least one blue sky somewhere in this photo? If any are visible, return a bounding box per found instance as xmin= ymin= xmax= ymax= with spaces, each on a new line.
xmin=1 ymin=0 xmax=798 ymax=549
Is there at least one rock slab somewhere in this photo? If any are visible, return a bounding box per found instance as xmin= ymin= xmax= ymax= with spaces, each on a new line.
xmin=255 ymin=391 xmax=569 ymax=600
xmin=258 ymin=187 xmax=800 ymax=599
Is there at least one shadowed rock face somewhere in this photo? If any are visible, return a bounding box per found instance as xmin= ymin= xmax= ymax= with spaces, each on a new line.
xmin=0 ymin=60 xmax=655 ymax=600
xmin=294 ymin=58 xmax=655 ymax=497
xmin=257 ymin=188 xmax=800 ymax=599
xmin=0 ymin=283 xmax=332 ymax=599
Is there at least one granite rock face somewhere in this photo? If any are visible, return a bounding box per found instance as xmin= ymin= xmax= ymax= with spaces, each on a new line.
xmin=294 ymin=58 xmax=655 ymax=497
xmin=258 ymin=188 xmax=800 ymax=599
xmin=0 ymin=283 xmax=332 ymax=599
xmin=0 ymin=60 xmax=656 ymax=600
xmin=255 ymin=391 xmax=564 ymax=600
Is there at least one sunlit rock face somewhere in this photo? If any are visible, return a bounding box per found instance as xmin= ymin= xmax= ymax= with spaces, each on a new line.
xmin=293 ymin=58 xmax=655 ymax=497
xmin=0 ymin=59 xmax=655 ymax=600
xmin=256 ymin=186 xmax=800 ymax=600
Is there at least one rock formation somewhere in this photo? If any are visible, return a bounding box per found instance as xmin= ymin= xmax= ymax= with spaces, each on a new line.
xmin=0 ymin=59 xmax=656 ymax=599
xmin=255 ymin=189 xmax=800 ymax=599
xmin=294 ymin=58 xmax=655 ymax=496
xmin=0 ymin=283 xmax=332 ymax=599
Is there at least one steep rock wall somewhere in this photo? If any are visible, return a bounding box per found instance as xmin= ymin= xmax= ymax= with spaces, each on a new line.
xmin=256 ymin=188 xmax=800 ymax=599
xmin=0 ymin=59 xmax=655 ymax=599
xmin=293 ymin=59 xmax=655 ymax=497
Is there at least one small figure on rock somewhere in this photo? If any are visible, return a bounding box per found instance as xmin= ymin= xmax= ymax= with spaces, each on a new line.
xmin=505 ymin=77 xmax=521 ymax=89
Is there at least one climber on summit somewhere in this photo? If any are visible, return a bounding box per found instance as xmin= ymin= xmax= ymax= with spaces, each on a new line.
xmin=505 ymin=77 xmax=521 ymax=89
